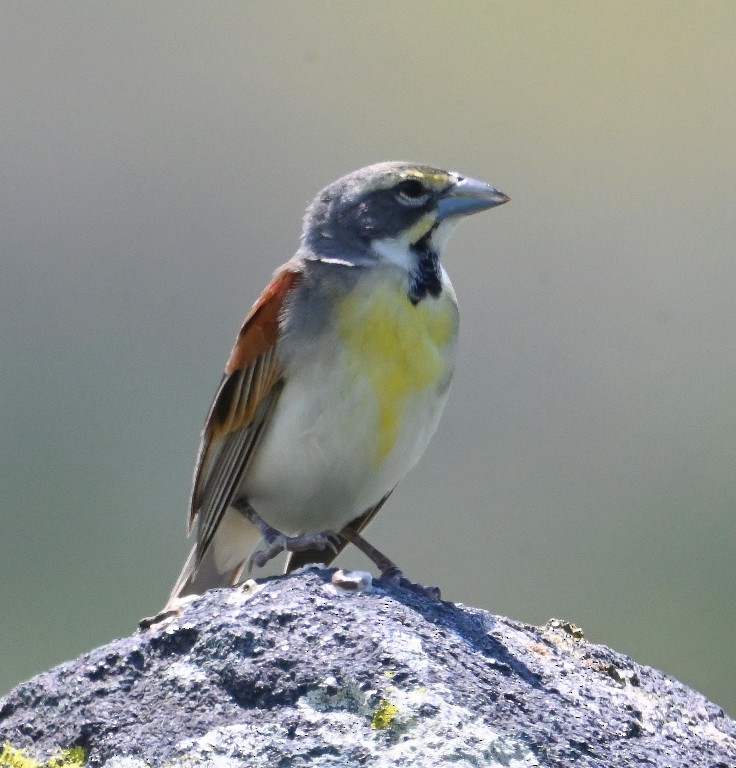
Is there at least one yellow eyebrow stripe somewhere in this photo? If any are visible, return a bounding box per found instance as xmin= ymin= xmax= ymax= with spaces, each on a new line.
xmin=404 ymin=169 xmax=450 ymax=186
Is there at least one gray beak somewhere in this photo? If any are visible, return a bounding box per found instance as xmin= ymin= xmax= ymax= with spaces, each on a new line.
xmin=436 ymin=175 xmax=510 ymax=220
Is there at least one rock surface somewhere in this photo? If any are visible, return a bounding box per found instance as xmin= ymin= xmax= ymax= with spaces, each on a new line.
xmin=1 ymin=568 xmax=734 ymax=767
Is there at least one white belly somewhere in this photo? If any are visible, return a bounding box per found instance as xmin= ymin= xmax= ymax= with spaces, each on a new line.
xmin=241 ymin=360 xmax=450 ymax=533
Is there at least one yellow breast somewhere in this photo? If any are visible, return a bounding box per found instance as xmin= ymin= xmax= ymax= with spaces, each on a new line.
xmin=335 ymin=277 xmax=458 ymax=462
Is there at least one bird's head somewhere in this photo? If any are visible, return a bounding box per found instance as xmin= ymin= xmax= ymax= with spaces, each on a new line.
xmin=301 ymin=162 xmax=509 ymax=269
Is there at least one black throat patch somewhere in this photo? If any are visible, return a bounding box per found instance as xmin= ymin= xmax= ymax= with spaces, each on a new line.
xmin=408 ymin=228 xmax=442 ymax=305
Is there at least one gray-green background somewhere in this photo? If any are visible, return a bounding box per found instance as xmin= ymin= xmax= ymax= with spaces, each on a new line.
xmin=2 ymin=2 xmax=734 ymax=716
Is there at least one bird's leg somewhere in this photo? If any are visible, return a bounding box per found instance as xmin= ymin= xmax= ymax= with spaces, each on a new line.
xmin=232 ymin=498 xmax=342 ymax=570
xmin=340 ymin=528 xmax=442 ymax=600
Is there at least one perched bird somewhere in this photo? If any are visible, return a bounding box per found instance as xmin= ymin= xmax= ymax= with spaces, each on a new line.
xmin=167 ymin=162 xmax=508 ymax=609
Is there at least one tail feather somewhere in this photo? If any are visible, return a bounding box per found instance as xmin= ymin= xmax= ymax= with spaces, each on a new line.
xmin=165 ymin=507 xmax=262 ymax=611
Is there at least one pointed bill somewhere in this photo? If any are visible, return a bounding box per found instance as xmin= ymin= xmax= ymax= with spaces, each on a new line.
xmin=436 ymin=175 xmax=509 ymax=220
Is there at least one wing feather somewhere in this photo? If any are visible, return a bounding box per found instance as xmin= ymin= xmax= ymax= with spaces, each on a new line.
xmin=195 ymin=387 xmax=282 ymax=562
xmin=188 ymin=266 xmax=301 ymax=567
xmin=225 ymin=367 xmax=248 ymax=430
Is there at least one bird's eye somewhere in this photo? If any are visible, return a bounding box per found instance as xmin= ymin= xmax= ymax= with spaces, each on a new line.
xmin=395 ymin=179 xmax=430 ymax=205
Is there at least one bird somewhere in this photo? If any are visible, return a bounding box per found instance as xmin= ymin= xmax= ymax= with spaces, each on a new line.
xmin=166 ymin=161 xmax=508 ymax=610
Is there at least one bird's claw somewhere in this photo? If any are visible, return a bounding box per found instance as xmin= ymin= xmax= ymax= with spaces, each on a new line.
xmin=378 ymin=566 xmax=441 ymax=600
xmin=248 ymin=530 xmax=343 ymax=570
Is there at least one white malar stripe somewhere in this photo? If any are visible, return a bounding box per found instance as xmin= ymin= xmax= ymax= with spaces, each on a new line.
xmin=371 ymin=233 xmax=417 ymax=274
xmin=371 ymin=217 xmax=463 ymax=275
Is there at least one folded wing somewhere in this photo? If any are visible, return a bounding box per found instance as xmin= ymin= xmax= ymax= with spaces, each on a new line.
xmin=190 ymin=267 xmax=301 ymax=568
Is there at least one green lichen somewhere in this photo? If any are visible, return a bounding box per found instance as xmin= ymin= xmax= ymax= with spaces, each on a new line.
xmin=0 ymin=743 xmax=85 ymax=768
xmin=370 ymin=699 xmax=400 ymax=730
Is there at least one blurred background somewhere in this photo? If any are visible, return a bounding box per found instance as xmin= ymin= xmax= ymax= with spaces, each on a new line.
xmin=1 ymin=2 xmax=734 ymax=716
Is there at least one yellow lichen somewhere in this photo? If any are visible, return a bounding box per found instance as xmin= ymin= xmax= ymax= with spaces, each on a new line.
xmin=0 ymin=744 xmax=85 ymax=768
xmin=370 ymin=699 xmax=400 ymax=730
xmin=48 ymin=748 xmax=85 ymax=768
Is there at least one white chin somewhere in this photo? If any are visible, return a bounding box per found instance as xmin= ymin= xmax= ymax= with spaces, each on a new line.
xmin=371 ymin=219 xmax=460 ymax=272
xmin=429 ymin=218 xmax=462 ymax=252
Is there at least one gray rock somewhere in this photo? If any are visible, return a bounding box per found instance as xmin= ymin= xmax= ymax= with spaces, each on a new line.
xmin=1 ymin=568 xmax=734 ymax=767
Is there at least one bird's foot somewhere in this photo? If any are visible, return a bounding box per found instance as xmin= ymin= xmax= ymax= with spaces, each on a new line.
xmin=377 ymin=565 xmax=442 ymax=600
xmin=248 ymin=529 xmax=342 ymax=570
xmin=232 ymin=497 xmax=342 ymax=570
xmin=340 ymin=527 xmax=442 ymax=600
